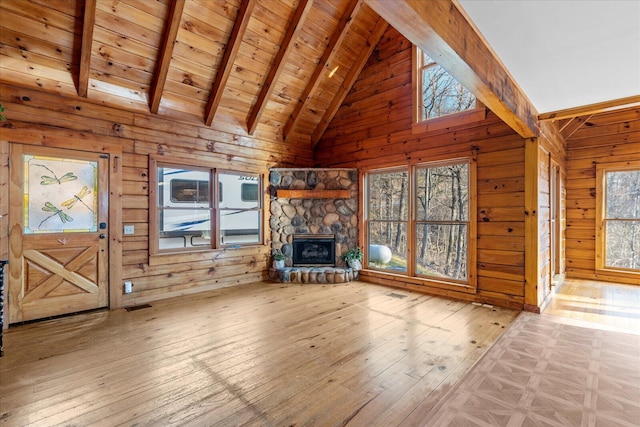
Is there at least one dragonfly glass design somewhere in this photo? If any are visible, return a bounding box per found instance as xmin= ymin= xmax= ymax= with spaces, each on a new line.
xmin=24 ymin=155 xmax=98 ymax=233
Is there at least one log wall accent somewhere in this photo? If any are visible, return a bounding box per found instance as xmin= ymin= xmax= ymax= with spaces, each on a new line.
xmin=565 ymin=107 xmax=640 ymax=285
xmin=0 ymin=82 xmax=313 ymax=308
xmin=315 ymin=27 xmax=530 ymax=309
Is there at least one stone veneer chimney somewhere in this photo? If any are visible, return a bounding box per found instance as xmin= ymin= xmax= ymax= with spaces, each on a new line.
xmin=269 ymin=168 xmax=358 ymax=268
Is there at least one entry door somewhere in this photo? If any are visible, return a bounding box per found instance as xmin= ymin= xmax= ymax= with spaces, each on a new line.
xmin=9 ymin=144 xmax=109 ymax=323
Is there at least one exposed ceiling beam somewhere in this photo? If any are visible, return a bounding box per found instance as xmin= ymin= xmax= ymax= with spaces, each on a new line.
xmin=538 ymin=95 xmax=640 ymax=122
xmin=311 ymin=16 xmax=388 ymax=147
xmin=77 ymin=0 xmax=96 ymax=98
xmin=204 ymin=0 xmax=255 ymax=127
xmin=247 ymin=0 xmax=314 ymax=135
xmin=364 ymin=0 xmax=538 ymax=139
xmin=559 ymin=115 xmax=593 ymax=140
xmin=283 ymin=0 xmax=362 ymax=141
xmin=149 ymin=0 xmax=185 ymax=114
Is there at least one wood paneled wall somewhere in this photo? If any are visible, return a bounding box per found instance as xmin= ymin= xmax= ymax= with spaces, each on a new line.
xmin=315 ymin=28 xmax=530 ymax=309
xmin=535 ymin=123 xmax=567 ymax=308
xmin=565 ymin=107 xmax=640 ymax=285
xmin=0 ymin=82 xmax=313 ymax=308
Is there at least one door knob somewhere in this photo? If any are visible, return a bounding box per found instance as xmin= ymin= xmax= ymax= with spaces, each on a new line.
xmin=99 ymin=234 xmax=107 ymax=239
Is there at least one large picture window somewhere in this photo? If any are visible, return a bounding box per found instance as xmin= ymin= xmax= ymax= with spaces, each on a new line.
xmin=597 ymin=162 xmax=640 ymax=272
xmin=150 ymin=159 xmax=262 ymax=253
xmin=364 ymin=159 xmax=475 ymax=288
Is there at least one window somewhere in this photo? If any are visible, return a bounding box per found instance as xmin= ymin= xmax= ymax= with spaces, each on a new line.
xmin=597 ymin=162 xmax=640 ymax=272
xmin=171 ymin=179 xmax=209 ymax=203
xmin=241 ymin=182 xmax=259 ymax=202
xmin=364 ymin=158 xmax=476 ymax=287
xmin=150 ymin=159 xmax=262 ymax=253
xmin=415 ymin=161 xmax=469 ymax=281
xmin=366 ymin=169 xmax=408 ymax=272
xmin=219 ymin=172 xmax=261 ymax=245
xmin=415 ymin=47 xmax=477 ymax=122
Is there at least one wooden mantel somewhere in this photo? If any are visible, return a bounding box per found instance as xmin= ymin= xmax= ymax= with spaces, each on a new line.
xmin=276 ymin=189 xmax=351 ymax=199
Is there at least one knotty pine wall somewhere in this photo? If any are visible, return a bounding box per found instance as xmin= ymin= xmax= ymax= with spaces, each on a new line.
xmin=0 ymin=82 xmax=313 ymax=307
xmin=316 ymin=27 xmax=568 ymax=310
xmin=565 ymin=107 xmax=640 ymax=285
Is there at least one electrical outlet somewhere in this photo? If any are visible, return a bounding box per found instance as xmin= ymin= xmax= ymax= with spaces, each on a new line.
xmin=124 ymin=281 xmax=133 ymax=294
xmin=124 ymin=225 xmax=135 ymax=235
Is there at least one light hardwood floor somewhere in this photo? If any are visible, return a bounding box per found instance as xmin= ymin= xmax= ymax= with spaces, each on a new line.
xmin=1 ymin=278 xmax=637 ymax=426
xmin=0 ymin=280 xmax=518 ymax=426
xmin=544 ymin=278 xmax=640 ymax=334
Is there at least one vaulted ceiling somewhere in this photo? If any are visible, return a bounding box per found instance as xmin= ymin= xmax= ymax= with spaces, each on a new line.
xmin=1 ymin=0 xmax=636 ymax=147
xmin=0 ymin=0 xmax=387 ymax=146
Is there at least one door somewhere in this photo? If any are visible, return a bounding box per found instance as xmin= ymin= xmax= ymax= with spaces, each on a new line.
xmin=9 ymin=144 xmax=109 ymax=323
xmin=550 ymin=162 xmax=561 ymax=285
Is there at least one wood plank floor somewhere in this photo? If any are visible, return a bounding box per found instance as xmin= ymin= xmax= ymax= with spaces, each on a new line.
xmin=0 ymin=280 xmax=519 ymax=426
xmin=544 ymin=278 xmax=640 ymax=334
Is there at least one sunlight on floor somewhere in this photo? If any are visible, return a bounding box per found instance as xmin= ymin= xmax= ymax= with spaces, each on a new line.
xmin=543 ymin=279 xmax=640 ymax=335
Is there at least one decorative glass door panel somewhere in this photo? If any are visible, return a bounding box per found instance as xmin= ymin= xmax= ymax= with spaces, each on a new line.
xmin=24 ymin=155 xmax=98 ymax=234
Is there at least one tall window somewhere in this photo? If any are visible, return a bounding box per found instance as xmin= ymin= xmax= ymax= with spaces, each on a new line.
xmin=366 ymin=169 xmax=408 ymax=272
xmin=415 ymin=161 xmax=469 ymax=281
xmin=150 ymin=158 xmax=262 ymax=253
xmin=416 ymin=48 xmax=477 ymax=121
xmin=364 ymin=159 xmax=475 ymax=287
xmin=597 ymin=163 xmax=640 ymax=272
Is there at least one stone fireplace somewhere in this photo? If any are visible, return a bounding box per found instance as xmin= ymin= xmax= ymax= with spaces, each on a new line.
xmin=268 ymin=168 xmax=358 ymax=273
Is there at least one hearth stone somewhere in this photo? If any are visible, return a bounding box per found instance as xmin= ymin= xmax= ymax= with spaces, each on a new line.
xmin=268 ymin=267 xmax=356 ymax=284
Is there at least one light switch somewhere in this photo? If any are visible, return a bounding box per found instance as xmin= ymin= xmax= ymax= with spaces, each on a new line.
xmin=124 ymin=225 xmax=135 ymax=235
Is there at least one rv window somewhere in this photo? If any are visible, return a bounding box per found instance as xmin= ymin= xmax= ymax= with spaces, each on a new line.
xmin=171 ymin=179 xmax=209 ymax=203
xmin=241 ymin=183 xmax=258 ymax=202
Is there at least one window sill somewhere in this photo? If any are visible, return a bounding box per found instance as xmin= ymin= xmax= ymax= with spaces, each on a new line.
xmin=359 ymin=269 xmax=477 ymax=294
xmin=412 ymin=108 xmax=487 ymax=135
xmin=595 ymin=267 xmax=640 ymax=278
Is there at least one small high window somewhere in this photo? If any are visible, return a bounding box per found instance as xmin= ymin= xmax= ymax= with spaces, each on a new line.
xmin=417 ymin=50 xmax=476 ymax=121
xmin=413 ymin=46 xmax=482 ymax=129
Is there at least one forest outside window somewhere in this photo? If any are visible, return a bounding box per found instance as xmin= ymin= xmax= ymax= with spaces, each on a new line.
xmin=364 ymin=159 xmax=476 ymax=287
xmin=415 ymin=161 xmax=470 ymax=282
xmin=414 ymin=46 xmax=479 ymax=125
xmin=366 ymin=169 xmax=409 ymax=273
xmin=596 ymin=163 xmax=640 ymax=273
xmin=150 ymin=159 xmax=262 ymax=254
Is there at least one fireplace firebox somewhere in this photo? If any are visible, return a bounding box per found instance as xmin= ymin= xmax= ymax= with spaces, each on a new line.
xmin=292 ymin=235 xmax=335 ymax=266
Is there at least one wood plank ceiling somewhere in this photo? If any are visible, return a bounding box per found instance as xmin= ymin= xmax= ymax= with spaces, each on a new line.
xmin=0 ymin=0 xmax=387 ymax=146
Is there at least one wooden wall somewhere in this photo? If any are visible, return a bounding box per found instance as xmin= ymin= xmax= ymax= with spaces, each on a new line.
xmin=535 ymin=123 xmax=567 ymax=309
xmin=565 ymin=107 xmax=640 ymax=285
xmin=315 ymin=28 xmax=531 ymax=309
xmin=0 ymin=82 xmax=313 ymax=309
